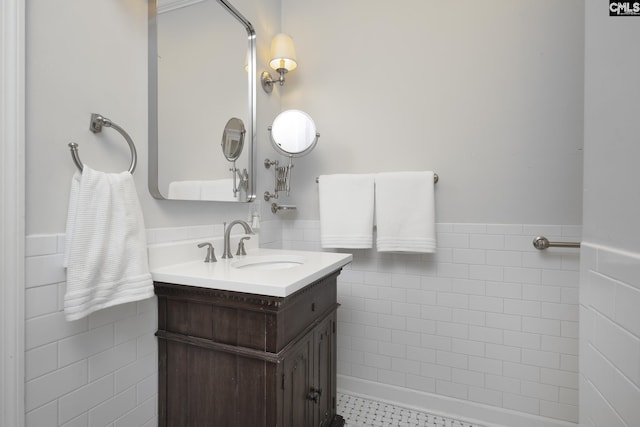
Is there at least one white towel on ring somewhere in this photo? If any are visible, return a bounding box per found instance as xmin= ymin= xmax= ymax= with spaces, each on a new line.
xmin=64 ymin=166 xmax=154 ymax=321
xmin=319 ymin=174 xmax=375 ymax=248
xmin=374 ymin=171 xmax=436 ymax=253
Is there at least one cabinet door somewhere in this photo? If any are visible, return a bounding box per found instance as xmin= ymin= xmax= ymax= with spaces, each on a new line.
xmin=160 ymin=339 xmax=270 ymax=427
xmin=282 ymin=332 xmax=314 ymax=427
xmin=313 ymin=313 xmax=336 ymax=427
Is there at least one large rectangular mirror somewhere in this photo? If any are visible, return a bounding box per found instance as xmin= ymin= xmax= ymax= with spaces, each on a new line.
xmin=149 ymin=0 xmax=256 ymax=202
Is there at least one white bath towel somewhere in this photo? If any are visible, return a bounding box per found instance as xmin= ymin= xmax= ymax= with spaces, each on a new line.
xmin=319 ymin=174 xmax=375 ymax=248
xmin=375 ymin=171 xmax=436 ymax=253
xmin=64 ymin=166 xmax=154 ymax=321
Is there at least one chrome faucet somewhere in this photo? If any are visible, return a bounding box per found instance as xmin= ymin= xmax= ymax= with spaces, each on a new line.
xmin=222 ymin=220 xmax=254 ymax=259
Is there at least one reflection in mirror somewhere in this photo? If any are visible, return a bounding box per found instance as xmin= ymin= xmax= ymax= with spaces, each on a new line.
xmin=221 ymin=117 xmax=248 ymax=198
xmin=268 ymin=109 xmax=319 ymax=157
xmin=221 ymin=117 xmax=245 ymax=162
xmin=149 ymin=0 xmax=256 ymax=202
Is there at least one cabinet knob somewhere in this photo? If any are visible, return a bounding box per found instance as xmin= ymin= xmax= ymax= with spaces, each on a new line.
xmin=306 ymin=387 xmax=322 ymax=403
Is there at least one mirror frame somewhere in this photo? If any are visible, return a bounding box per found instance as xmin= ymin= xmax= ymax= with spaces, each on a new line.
xmin=148 ymin=0 xmax=256 ymax=202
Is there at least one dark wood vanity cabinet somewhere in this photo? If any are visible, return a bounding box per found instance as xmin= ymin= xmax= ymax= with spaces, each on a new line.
xmin=154 ymin=270 xmax=345 ymax=427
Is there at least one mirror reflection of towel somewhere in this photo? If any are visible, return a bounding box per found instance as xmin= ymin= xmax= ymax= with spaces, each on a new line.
xmin=167 ymin=180 xmax=201 ymax=200
xmin=63 ymin=166 xmax=154 ymax=321
xmin=375 ymin=171 xmax=436 ymax=253
xmin=168 ymin=179 xmax=238 ymax=201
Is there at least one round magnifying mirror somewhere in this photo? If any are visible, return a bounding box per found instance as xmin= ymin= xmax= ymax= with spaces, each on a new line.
xmin=269 ymin=110 xmax=319 ymax=157
xmin=221 ymin=117 xmax=246 ymax=162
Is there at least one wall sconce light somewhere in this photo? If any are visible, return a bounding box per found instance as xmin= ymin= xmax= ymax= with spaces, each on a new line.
xmin=261 ymin=33 xmax=297 ymax=93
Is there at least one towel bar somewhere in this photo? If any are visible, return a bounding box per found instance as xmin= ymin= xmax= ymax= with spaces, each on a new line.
xmin=533 ymin=236 xmax=581 ymax=250
xmin=68 ymin=113 xmax=137 ymax=174
xmin=271 ymin=203 xmax=297 ymax=214
xmin=316 ymin=172 xmax=439 ymax=184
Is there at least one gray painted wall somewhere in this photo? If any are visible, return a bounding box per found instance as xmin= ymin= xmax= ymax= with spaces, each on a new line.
xmin=279 ymin=0 xmax=584 ymax=225
xmin=27 ymin=0 xmax=583 ymax=232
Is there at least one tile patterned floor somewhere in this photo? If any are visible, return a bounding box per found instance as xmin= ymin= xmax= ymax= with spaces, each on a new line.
xmin=336 ymin=392 xmax=484 ymax=427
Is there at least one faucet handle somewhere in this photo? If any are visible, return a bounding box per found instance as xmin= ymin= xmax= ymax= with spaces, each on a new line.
xmin=197 ymin=242 xmax=217 ymax=263
xmin=236 ymin=237 xmax=250 ymax=256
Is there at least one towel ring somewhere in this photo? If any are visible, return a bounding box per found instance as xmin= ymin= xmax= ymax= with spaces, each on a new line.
xmin=68 ymin=113 xmax=137 ymax=174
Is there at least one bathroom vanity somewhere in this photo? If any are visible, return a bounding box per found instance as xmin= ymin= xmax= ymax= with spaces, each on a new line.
xmin=150 ymin=248 xmax=352 ymax=427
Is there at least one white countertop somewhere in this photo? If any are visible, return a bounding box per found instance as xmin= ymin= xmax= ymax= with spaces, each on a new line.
xmin=150 ymin=248 xmax=352 ymax=297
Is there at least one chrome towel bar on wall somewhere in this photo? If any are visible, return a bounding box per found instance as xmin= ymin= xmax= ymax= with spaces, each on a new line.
xmin=533 ymin=236 xmax=581 ymax=250
xmin=68 ymin=113 xmax=138 ymax=174
xmin=315 ymin=172 xmax=439 ymax=184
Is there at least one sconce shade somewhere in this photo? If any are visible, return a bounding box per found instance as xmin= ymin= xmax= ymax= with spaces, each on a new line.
xmin=269 ymin=33 xmax=297 ymax=72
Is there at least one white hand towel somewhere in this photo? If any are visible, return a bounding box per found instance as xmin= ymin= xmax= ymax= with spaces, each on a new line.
xmin=64 ymin=166 xmax=154 ymax=321
xmin=319 ymin=174 xmax=375 ymax=248
xmin=375 ymin=171 xmax=436 ymax=253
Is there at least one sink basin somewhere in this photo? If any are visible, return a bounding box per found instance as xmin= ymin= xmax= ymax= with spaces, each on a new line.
xmin=231 ymin=255 xmax=305 ymax=271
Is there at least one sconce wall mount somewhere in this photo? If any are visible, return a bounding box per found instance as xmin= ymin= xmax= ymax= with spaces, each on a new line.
xmin=260 ymin=71 xmax=279 ymax=93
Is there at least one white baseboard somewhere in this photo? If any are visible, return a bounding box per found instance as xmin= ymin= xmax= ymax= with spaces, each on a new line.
xmin=337 ymin=375 xmax=577 ymax=427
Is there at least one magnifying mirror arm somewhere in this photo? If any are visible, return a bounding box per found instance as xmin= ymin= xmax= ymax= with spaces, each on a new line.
xmin=237 ymin=168 xmax=249 ymax=191
xmin=230 ymin=162 xmax=238 ymax=197
xmin=263 ymin=156 xmax=293 ymax=201
xmin=229 ymin=161 xmax=248 ymax=197
xmin=282 ymin=156 xmax=293 ymax=196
